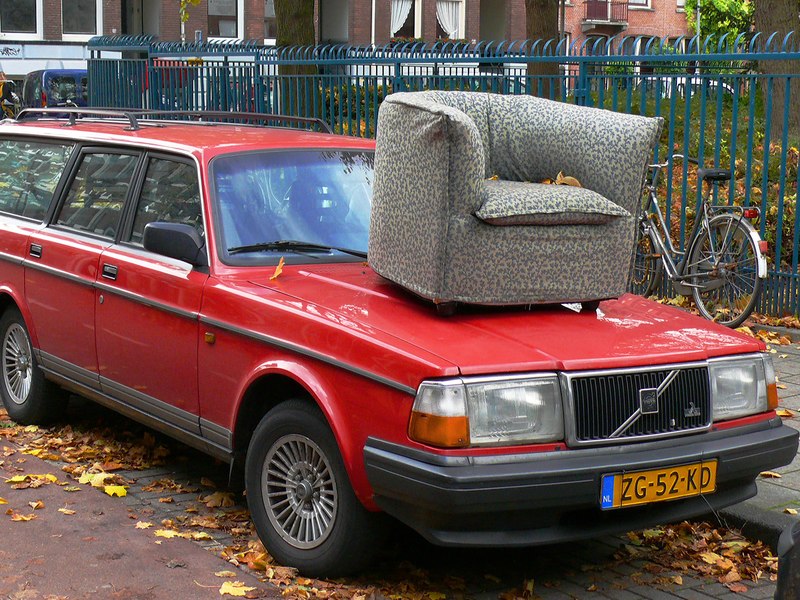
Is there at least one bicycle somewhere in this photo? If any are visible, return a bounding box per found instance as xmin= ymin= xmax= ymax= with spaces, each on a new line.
xmin=631 ymin=154 xmax=767 ymax=328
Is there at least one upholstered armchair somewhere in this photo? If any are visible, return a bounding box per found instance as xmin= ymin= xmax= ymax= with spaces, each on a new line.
xmin=368 ymin=90 xmax=663 ymax=310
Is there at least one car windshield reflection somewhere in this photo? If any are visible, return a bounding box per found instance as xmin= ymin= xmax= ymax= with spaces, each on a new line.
xmin=212 ymin=149 xmax=373 ymax=264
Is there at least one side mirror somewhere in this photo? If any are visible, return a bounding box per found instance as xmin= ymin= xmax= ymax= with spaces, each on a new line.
xmin=143 ymin=222 xmax=208 ymax=267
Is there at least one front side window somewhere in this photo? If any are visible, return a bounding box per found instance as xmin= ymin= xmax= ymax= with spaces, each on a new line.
xmin=57 ymin=152 xmax=139 ymax=239
xmin=208 ymin=0 xmax=240 ymax=38
xmin=131 ymin=158 xmax=203 ymax=244
xmin=0 ymin=140 xmax=73 ymax=220
xmin=212 ymin=150 xmax=374 ymax=264
xmin=62 ymin=0 xmax=98 ymax=35
xmin=0 ymin=0 xmax=38 ymax=35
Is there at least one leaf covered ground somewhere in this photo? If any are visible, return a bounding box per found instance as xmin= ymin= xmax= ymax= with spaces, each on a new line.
xmin=0 ymin=397 xmax=786 ymax=599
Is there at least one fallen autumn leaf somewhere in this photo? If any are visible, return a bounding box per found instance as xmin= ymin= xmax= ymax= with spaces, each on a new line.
xmin=219 ymin=581 xmax=256 ymax=597
xmin=203 ymin=491 xmax=235 ymax=508
xmin=269 ymin=256 xmax=284 ymax=281
xmin=103 ymin=485 xmax=127 ymax=497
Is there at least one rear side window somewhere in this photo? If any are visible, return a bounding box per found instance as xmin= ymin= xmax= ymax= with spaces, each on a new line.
xmin=56 ymin=152 xmax=139 ymax=239
xmin=130 ymin=157 xmax=203 ymax=244
xmin=0 ymin=139 xmax=73 ymax=220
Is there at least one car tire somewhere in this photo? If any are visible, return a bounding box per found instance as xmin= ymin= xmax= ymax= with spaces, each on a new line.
xmin=245 ymin=399 xmax=384 ymax=577
xmin=0 ymin=308 xmax=66 ymax=424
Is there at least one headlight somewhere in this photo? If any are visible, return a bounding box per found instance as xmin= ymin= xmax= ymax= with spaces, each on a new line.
xmin=409 ymin=376 xmax=564 ymax=448
xmin=709 ymin=353 xmax=778 ymax=421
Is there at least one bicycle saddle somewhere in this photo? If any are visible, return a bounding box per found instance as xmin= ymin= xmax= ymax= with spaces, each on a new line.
xmin=697 ymin=168 xmax=732 ymax=183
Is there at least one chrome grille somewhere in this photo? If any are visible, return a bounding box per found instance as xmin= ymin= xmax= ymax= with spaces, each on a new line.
xmin=570 ymin=366 xmax=710 ymax=444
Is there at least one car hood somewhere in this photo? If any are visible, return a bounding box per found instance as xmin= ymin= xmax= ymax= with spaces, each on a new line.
xmin=245 ymin=263 xmax=763 ymax=375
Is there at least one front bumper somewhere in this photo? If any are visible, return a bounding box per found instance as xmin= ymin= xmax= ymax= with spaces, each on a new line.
xmin=364 ymin=417 xmax=798 ymax=547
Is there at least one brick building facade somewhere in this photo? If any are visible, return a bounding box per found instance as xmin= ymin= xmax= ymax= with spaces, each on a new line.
xmin=0 ymin=0 xmax=690 ymax=78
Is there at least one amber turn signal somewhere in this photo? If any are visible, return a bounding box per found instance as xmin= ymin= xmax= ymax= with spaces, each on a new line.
xmin=767 ymin=381 xmax=779 ymax=411
xmin=408 ymin=412 xmax=469 ymax=448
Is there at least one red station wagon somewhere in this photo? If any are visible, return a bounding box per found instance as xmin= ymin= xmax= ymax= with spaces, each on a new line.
xmin=0 ymin=109 xmax=796 ymax=577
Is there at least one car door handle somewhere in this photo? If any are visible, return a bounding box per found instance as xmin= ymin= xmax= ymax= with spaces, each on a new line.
xmin=29 ymin=243 xmax=42 ymax=258
xmin=101 ymin=264 xmax=118 ymax=281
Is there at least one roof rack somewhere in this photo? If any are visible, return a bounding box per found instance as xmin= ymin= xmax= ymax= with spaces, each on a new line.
xmin=14 ymin=108 xmax=334 ymax=134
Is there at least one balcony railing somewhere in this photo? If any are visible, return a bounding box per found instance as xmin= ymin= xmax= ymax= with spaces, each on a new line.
xmin=583 ymin=0 xmax=629 ymax=24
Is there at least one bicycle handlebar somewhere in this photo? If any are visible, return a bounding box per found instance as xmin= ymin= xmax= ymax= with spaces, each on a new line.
xmin=648 ymin=154 xmax=700 ymax=170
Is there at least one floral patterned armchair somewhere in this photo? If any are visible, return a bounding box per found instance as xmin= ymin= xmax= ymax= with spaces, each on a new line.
xmin=368 ymin=91 xmax=663 ymax=311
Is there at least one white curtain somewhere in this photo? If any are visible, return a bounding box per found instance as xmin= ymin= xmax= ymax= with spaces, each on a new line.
xmin=436 ymin=0 xmax=460 ymax=38
xmin=390 ymin=0 xmax=413 ymax=36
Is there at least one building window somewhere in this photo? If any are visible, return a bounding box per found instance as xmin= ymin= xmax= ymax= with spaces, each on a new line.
xmin=209 ymin=0 xmax=241 ymax=38
xmin=63 ymin=0 xmax=99 ymax=36
xmin=628 ymin=0 xmax=650 ymax=7
xmin=435 ymin=0 xmax=463 ymax=39
xmin=264 ymin=0 xmax=277 ymax=39
xmin=391 ymin=0 xmax=420 ymax=39
xmin=0 ymin=0 xmax=40 ymax=37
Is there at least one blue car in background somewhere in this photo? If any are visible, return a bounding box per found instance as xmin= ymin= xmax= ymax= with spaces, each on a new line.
xmin=21 ymin=69 xmax=88 ymax=108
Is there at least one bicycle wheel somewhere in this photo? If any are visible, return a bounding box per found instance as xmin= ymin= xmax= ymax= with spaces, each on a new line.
xmin=631 ymin=220 xmax=663 ymax=297
xmin=687 ymin=215 xmax=761 ymax=328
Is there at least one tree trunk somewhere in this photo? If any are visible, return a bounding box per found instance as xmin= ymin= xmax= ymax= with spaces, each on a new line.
xmin=274 ymin=0 xmax=317 ymax=117
xmin=753 ymin=0 xmax=800 ymax=143
xmin=525 ymin=0 xmax=561 ymax=99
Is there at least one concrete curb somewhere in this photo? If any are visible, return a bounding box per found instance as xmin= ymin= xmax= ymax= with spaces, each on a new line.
xmin=719 ymin=501 xmax=798 ymax=551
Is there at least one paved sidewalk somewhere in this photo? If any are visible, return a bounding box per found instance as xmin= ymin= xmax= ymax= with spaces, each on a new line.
xmin=0 ymin=445 xmax=280 ymax=600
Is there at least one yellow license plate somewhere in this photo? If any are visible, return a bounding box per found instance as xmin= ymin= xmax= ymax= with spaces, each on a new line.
xmin=600 ymin=460 xmax=717 ymax=510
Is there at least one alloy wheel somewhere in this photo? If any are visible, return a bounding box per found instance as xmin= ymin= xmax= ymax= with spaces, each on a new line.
xmin=263 ymin=433 xmax=338 ymax=549
xmin=2 ymin=323 xmax=32 ymax=405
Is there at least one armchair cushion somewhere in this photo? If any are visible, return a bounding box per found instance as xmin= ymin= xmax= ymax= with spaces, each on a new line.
xmin=476 ymin=179 xmax=631 ymax=226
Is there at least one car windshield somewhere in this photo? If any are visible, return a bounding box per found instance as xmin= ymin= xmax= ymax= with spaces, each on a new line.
xmin=212 ymin=149 xmax=373 ymax=264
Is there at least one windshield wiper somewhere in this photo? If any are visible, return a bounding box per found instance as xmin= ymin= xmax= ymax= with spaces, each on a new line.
xmin=227 ymin=240 xmax=367 ymax=259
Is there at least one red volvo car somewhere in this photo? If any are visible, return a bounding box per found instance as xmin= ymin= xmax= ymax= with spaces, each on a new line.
xmin=0 ymin=109 xmax=795 ymax=577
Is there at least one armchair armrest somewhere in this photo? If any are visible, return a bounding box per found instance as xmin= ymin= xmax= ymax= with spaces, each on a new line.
xmin=377 ymin=93 xmax=486 ymax=214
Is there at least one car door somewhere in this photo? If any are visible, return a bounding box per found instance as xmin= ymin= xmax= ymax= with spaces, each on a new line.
xmin=25 ymin=148 xmax=140 ymax=387
xmin=94 ymin=154 xmax=206 ymax=435
xmin=0 ymin=136 xmax=73 ymax=286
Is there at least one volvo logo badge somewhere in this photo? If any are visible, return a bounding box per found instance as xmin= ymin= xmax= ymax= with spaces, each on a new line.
xmin=639 ymin=388 xmax=659 ymax=414
xmin=610 ymin=369 xmax=682 ymax=439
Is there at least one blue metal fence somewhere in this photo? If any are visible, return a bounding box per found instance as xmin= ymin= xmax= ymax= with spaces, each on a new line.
xmin=87 ymin=34 xmax=800 ymax=317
